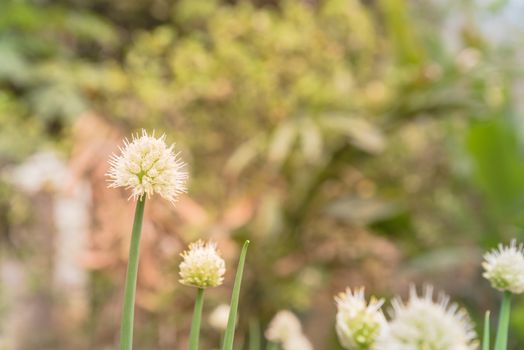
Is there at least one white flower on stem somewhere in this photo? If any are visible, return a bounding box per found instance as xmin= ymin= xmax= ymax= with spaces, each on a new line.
xmin=483 ymin=240 xmax=524 ymax=294
xmin=377 ymin=285 xmax=478 ymax=350
xmin=107 ymin=130 xmax=188 ymax=203
xmin=265 ymin=310 xmax=303 ymax=344
xmin=335 ymin=287 xmax=386 ymax=350
xmin=179 ymin=240 xmax=226 ymax=288
xmin=282 ymin=334 xmax=314 ymax=350
xmin=208 ymin=304 xmax=231 ymax=331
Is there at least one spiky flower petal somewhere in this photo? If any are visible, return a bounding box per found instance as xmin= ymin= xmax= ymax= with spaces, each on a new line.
xmin=107 ymin=130 xmax=187 ymax=203
xmin=179 ymin=240 xmax=226 ymax=288
xmin=335 ymin=287 xmax=386 ymax=350
xmin=265 ymin=310 xmax=303 ymax=344
xmin=483 ymin=240 xmax=524 ymax=294
xmin=377 ymin=285 xmax=478 ymax=350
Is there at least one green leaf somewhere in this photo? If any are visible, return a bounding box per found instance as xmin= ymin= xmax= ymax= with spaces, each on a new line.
xmin=378 ymin=0 xmax=424 ymax=65
xmin=299 ymin=118 xmax=323 ymax=163
xmin=325 ymin=196 xmax=401 ymax=225
xmin=321 ymin=115 xmax=385 ymax=154
xmin=29 ymin=84 xmax=87 ymax=121
xmin=225 ymin=136 xmax=263 ymax=176
xmin=222 ymin=240 xmax=250 ymax=350
xmin=0 ymin=41 xmax=31 ymax=84
xmin=268 ymin=121 xmax=297 ymax=165
xmin=466 ymin=118 xmax=524 ymax=222
xmin=64 ymin=12 xmax=118 ymax=47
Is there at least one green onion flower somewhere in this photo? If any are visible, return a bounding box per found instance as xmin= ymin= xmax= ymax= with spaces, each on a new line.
xmin=108 ymin=129 xmax=187 ymax=203
xmin=378 ymin=286 xmax=477 ymax=350
xmin=335 ymin=287 xmax=386 ymax=350
xmin=483 ymin=240 xmax=524 ymax=294
xmin=179 ymin=240 xmax=226 ymax=288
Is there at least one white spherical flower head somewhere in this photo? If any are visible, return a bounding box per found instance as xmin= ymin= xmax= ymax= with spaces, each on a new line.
xmin=179 ymin=240 xmax=226 ymax=288
xmin=265 ymin=310 xmax=303 ymax=343
xmin=377 ymin=286 xmax=478 ymax=350
xmin=107 ymin=130 xmax=188 ymax=203
xmin=483 ymin=240 xmax=524 ymax=294
xmin=335 ymin=287 xmax=386 ymax=350
xmin=208 ymin=304 xmax=231 ymax=331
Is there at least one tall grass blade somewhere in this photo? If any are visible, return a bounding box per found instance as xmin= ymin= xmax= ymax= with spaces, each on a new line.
xmin=222 ymin=240 xmax=250 ymax=350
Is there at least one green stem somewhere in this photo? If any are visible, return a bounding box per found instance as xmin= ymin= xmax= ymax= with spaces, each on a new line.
xmin=483 ymin=311 xmax=490 ymax=350
xmin=494 ymin=291 xmax=512 ymax=350
xmin=222 ymin=240 xmax=250 ymax=350
xmin=249 ymin=318 xmax=260 ymax=350
xmin=189 ymin=288 xmax=205 ymax=350
xmin=119 ymin=196 xmax=146 ymax=350
xmin=266 ymin=342 xmax=279 ymax=350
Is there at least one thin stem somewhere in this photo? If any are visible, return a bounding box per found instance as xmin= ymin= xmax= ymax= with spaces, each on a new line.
xmin=189 ymin=288 xmax=205 ymax=350
xmin=119 ymin=196 xmax=146 ymax=350
xmin=266 ymin=342 xmax=279 ymax=350
xmin=483 ymin=311 xmax=490 ymax=350
xmin=494 ymin=291 xmax=512 ymax=350
xmin=249 ymin=318 xmax=260 ymax=350
xmin=222 ymin=240 xmax=250 ymax=350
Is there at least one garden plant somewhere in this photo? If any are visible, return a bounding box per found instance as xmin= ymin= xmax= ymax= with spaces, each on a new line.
xmin=108 ymin=130 xmax=524 ymax=350
xmin=0 ymin=0 xmax=522 ymax=348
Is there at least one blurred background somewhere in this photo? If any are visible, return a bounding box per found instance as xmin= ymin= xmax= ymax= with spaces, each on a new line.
xmin=0 ymin=0 xmax=523 ymax=348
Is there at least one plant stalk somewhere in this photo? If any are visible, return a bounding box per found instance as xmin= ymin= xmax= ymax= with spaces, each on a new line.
xmin=249 ymin=318 xmax=261 ymax=350
xmin=483 ymin=311 xmax=490 ymax=350
xmin=189 ymin=288 xmax=205 ymax=350
xmin=119 ymin=196 xmax=146 ymax=350
xmin=494 ymin=291 xmax=511 ymax=350
xmin=266 ymin=342 xmax=279 ymax=350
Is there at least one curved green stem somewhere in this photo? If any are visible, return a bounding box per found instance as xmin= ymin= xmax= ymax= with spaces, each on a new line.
xmin=120 ymin=196 xmax=146 ymax=350
xmin=494 ymin=291 xmax=511 ymax=350
xmin=189 ymin=288 xmax=205 ymax=350
xmin=222 ymin=240 xmax=250 ymax=350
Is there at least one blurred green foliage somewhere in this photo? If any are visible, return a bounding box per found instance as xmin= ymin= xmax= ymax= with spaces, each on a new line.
xmin=1 ymin=0 xmax=523 ymax=348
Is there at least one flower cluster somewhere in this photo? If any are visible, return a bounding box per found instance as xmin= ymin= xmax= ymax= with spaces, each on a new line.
xmin=265 ymin=310 xmax=313 ymax=350
xmin=335 ymin=288 xmax=386 ymax=350
xmin=107 ymin=129 xmax=520 ymax=350
xmin=179 ymin=240 xmax=226 ymax=288
xmin=482 ymin=239 xmax=524 ymax=294
xmin=107 ymin=130 xmax=188 ymax=203
xmin=378 ymin=286 xmax=477 ymax=350
xmin=333 ymin=240 xmax=524 ymax=350
xmin=335 ymin=286 xmax=477 ymax=350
